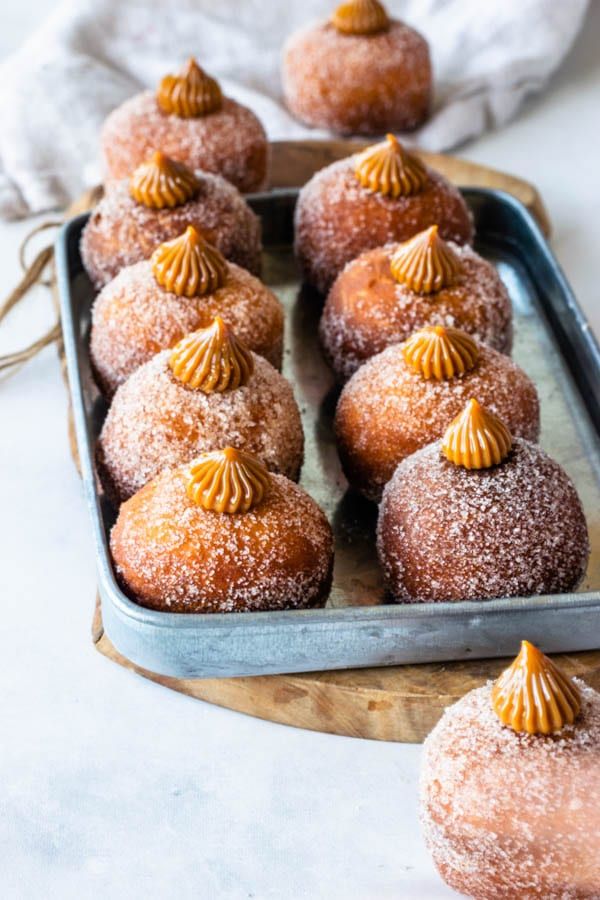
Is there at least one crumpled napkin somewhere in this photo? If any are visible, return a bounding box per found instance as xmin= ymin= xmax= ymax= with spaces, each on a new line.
xmin=0 ymin=0 xmax=588 ymax=218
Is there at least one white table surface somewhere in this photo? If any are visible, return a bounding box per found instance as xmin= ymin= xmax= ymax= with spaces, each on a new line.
xmin=1 ymin=5 xmax=599 ymax=899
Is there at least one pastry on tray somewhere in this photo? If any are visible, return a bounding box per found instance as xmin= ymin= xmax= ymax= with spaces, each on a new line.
xmin=320 ymin=225 xmax=512 ymax=381
xmin=282 ymin=0 xmax=431 ymax=135
xmin=81 ymin=152 xmax=262 ymax=288
xmin=110 ymin=448 xmax=334 ymax=613
xmin=90 ymin=226 xmax=283 ymax=396
xmin=295 ymin=135 xmax=473 ymax=294
xmin=377 ymin=400 xmax=589 ymax=602
xmin=335 ymin=325 xmax=539 ymax=500
xmin=101 ymin=58 xmax=268 ymax=192
xmin=421 ymin=641 xmax=600 ymax=899
xmin=98 ymin=317 xmax=304 ymax=502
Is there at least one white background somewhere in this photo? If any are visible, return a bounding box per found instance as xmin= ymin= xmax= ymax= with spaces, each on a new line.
xmin=1 ymin=3 xmax=600 ymax=898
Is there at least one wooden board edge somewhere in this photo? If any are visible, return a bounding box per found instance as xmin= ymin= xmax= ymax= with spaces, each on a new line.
xmin=91 ymin=598 xmax=600 ymax=744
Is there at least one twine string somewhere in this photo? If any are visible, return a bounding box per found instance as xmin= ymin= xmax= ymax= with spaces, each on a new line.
xmin=0 ymin=222 xmax=61 ymax=375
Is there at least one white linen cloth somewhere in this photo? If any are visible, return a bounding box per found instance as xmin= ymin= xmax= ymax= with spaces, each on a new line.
xmin=0 ymin=0 xmax=588 ymax=218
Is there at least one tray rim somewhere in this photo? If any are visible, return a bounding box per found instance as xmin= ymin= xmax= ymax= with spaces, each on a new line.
xmin=56 ymin=187 xmax=600 ymax=674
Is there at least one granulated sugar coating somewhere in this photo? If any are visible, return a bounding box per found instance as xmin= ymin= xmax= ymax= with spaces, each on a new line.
xmin=420 ymin=680 xmax=600 ymax=899
xmin=110 ymin=466 xmax=334 ymax=613
xmin=320 ymin=242 xmax=512 ymax=381
xmin=98 ymin=349 xmax=304 ymax=502
xmin=80 ymin=171 xmax=262 ymax=288
xmin=335 ymin=340 xmax=539 ymax=500
xmin=282 ymin=20 xmax=431 ymax=135
xmin=101 ymin=92 xmax=268 ymax=193
xmin=90 ymin=260 xmax=284 ymax=396
xmin=295 ymin=157 xmax=473 ymax=294
xmin=377 ymin=439 xmax=589 ymax=603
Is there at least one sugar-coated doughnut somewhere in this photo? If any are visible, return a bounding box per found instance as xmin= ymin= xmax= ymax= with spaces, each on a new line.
xmin=81 ymin=154 xmax=261 ymax=288
xmin=295 ymin=136 xmax=474 ymax=294
xmin=283 ymin=0 xmax=431 ymax=135
xmin=90 ymin=226 xmax=283 ymax=396
xmin=101 ymin=59 xmax=268 ymax=193
xmin=335 ymin=327 xmax=539 ymax=500
xmin=98 ymin=319 xmax=304 ymax=502
xmin=320 ymin=228 xmax=511 ymax=382
xmin=377 ymin=404 xmax=588 ymax=602
xmin=110 ymin=450 xmax=334 ymax=613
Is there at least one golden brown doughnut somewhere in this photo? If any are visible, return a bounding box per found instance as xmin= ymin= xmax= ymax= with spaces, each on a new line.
xmin=282 ymin=0 xmax=432 ymax=135
xmin=377 ymin=403 xmax=589 ymax=603
xmin=295 ymin=136 xmax=474 ymax=294
xmin=81 ymin=153 xmax=262 ymax=288
xmin=335 ymin=327 xmax=539 ymax=500
xmin=110 ymin=449 xmax=334 ymax=613
xmin=320 ymin=227 xmax=512 ymax=381
xmin=101 ymin=59 xmax=268 ymax=193
xmin=98 ymin=318 xmax=304 ymax=502
xmin=90 ymin=227 xmax=284 ymax=396
xmin=421 ymin=643 xmax=600 ymax=899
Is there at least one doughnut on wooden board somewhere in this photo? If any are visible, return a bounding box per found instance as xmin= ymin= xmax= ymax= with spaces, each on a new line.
xmin=67 ymin=139 xmax=576 ymax=743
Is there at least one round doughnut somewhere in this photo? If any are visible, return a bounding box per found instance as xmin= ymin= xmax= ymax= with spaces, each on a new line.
xmin=335 ymin=330 xmax=539 ymax=500
xmin=320 ymin=238 xmax=512 ymax=382
xmin=377 ymin=437 xmax=589 ymax=603
xmin=282 ymin=15 xmax=431 ymax=135
xmin=90 ymin=232 xmax=284 ymax=396
xmin=101 ymin=60 xmax=268 ymax=193
xmin=295 ymin=139 xmax=474 ymax=294
xmin=110 ymin=453 xmax=334 ymax=613
xmin=81 ymin=167 xmax=261 ymax=289
xmin=421 ymin=668 xmax=600 ymax=899
xmin=98 ymin=342 xmax=304 ymax=503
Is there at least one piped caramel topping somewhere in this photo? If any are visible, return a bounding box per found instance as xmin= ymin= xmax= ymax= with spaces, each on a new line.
xmin=157 ymin=58 xmax=223 ymax=119
xmin=402 ymin=326 xmax=479 ymax=381
xmin=331 ymin=0 xmax=390 ymax=35
xmin=129 ymin=152 xmax=200 ymax=209
xmin=186 ymin=447 xmax=270 ymax=514
xmin=390 ymin=226 xmax=462 ymax=294
xmin=151 ymin=226 xmax=228 ymax=297
xmin=492 ymin=641 xmax=581 ymax=735
xmin=441 ymin=399 xmax=512 ymax=469
xmin=169 ymin=318 xmax=254 ymax=393
xmin=354 ymin=134 xmax=428 ymax=198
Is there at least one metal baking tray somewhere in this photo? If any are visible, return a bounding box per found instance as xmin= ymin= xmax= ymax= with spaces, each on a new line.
xmin=57 ymin=187 xmax=600 ymax=678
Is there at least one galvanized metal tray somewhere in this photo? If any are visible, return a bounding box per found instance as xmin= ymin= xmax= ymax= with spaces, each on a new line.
xmin=57 ymin=188 xmax=600 ymax=679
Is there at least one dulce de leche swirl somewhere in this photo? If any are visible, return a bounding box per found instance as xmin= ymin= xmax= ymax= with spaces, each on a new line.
xmin=441 ymin=399 xmax=512 ymax=470
xmin=331 ymin=0 xmax=390 ymax=35
xmin=390 ymin=225 xmax=463 ymax=294
xmin=169 ymin=317 xmax=254 ymax=393
xmin=492 ymin=640 xmax=582 ymax=735
xmin=186 ymin=447 xmax=271 ymax=514
xmin=157 ymin=58 xmax=223 ymax=119
xmin=151 ymin=226 xmax=228 ymax=298
xmin=402 ymin=326 xmax=479 ymax=381
xmin=129 ymin=152 xmax=200 ymax=209
xmin=354 ymin=134 xmax=428 ymax=198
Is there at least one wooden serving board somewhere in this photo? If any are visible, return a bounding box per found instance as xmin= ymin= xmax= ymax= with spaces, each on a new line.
xmin=70 ymin=139 xmax=589 ymax=743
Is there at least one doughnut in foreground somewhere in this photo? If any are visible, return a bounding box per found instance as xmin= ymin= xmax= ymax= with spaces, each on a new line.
xmin=420 ymin=641 xmax=600 ymax=899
